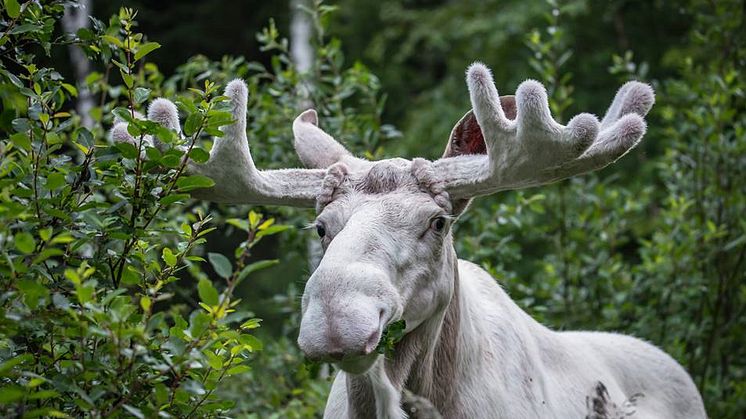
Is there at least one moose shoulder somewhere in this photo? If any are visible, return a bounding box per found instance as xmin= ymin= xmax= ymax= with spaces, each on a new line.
xmin=113 ymin=63 xmax=706 ymax=418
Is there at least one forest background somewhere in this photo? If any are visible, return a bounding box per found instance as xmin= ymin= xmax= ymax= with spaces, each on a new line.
xmin=0 ymin=0 xmax=744 ymax=417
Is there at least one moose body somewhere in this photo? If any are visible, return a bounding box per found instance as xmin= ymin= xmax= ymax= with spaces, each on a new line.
xmin=324 ymin=259 xmax=704 ymax=418
xmin=114 ymin=62 xmax=706 ymax=418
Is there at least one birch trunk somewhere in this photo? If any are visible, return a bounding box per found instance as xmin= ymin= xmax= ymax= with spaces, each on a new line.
xmin=61 ymin=0 xmax=94 ymax=128
xmin=290 ymin=0 xmax=323 ymax=272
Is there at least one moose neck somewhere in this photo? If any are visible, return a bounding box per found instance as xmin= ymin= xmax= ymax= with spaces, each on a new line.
xmin=346 ymin=242 xmax=471 ymax=418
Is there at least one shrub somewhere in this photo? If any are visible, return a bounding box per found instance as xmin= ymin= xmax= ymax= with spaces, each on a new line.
xmin=0 ymin=1 xmax=389 ymax=416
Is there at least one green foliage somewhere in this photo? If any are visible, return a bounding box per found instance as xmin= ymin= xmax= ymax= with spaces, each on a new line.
xmin=1 ymin=0 xmax=744 ymax=417
xmin=375 ymin=319 xmax=407 ymax=357
xmin=0 ymin=3 xmax=281 ymax=415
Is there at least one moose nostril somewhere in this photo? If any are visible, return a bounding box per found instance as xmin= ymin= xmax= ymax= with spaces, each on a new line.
xmin=365 ymin=329 xmax=381 ymax=355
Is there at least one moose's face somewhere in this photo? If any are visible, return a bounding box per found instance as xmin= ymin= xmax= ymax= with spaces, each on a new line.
xmin=296 ymin=160 xmax=456 ymax=373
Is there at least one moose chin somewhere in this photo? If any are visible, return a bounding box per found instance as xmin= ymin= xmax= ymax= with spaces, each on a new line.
xmin=115 ymin=62 xmax=706 ymax=419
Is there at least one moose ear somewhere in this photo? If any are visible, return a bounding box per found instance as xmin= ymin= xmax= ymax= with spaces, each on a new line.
xmin=442 ymin=95 xmax=515 ymax=215
xmin=293 ymin=109 xmax=354 ymax=169
xmin=443 ymin=95 xmax=516 ymax=158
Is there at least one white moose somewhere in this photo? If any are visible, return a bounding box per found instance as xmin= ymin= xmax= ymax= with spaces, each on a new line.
xmin=113 ymin=63 xmax=706 ymax=419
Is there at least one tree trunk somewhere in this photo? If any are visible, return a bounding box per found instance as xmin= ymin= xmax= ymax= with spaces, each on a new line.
xmin=61 ymin=0 xmax=94 ymax=128
xmin=290 ymin=0 xmax=322 ymax=272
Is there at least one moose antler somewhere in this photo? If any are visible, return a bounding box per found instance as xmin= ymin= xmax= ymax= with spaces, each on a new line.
xmin=435 ymin=63 xmax=654 ymax=200
xmin=111 ymin=80 xmax=325 ymax=207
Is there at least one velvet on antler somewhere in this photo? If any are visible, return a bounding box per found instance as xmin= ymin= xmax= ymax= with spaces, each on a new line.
xmin=110 ymin=64 xmax=654 ymax=211
xmin=111 ymin=80 xmax=326 ymax=207
xmin=434 ymin=63 xmax=655 ymax=200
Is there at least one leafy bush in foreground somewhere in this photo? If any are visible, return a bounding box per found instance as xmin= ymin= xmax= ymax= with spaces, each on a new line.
xmin=0 ymin=1 xmax=389 ymax=416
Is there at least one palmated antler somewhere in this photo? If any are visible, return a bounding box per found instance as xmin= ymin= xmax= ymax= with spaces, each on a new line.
xmin=111 ymin=80 xmax=325 ymax=207
xmin=435 ymin=63 xmax=654 ymax=200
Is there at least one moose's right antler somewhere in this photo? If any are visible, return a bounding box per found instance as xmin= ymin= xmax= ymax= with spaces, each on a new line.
xmin=111 ymin=80 xmax=325 ymax=207
xmin=435 ymin=63 xmax=655 ymax=200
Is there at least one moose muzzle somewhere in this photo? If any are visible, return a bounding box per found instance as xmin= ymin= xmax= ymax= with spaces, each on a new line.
xmin=297 ymin=263 xmax=398 ymax=372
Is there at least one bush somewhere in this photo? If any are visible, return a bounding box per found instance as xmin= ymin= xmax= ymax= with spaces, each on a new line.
xmin=0 ymin=1 xmax=389 ymax=416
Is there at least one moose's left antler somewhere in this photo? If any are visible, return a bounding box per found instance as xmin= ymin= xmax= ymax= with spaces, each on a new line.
xmin=434 ymin=63 xmax=654 ymax=200
xmin=111 ymin=80 xmax=326 ymax=207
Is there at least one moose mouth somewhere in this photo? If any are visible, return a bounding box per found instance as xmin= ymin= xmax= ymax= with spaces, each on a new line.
xmin=334 ymin=318 xmax=408 ymax=374
xmin=330 ymin=321 xmax=384 ymax=374
xmin=336 ymin=351 xmax=380 ymax=374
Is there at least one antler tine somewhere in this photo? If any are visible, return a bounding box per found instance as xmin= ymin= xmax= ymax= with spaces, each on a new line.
xmin=435 ymin=62 xmax=654 ymax=201
xmin=110 ymin=79 xmax=325 ymax=207
xmin=466 ymin=63 xmax=514 ymax=138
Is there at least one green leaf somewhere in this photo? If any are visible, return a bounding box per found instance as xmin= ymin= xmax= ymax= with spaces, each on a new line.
xmin=76 ymin=127 xmax=93 ymax=147
xmin=121 ymin=267 xmax=141 ymax=286
xmin=64 ymin=269 xmax=80 ymax=285
xmin=197 ymin=278 xmax=219 ymax=306
xmin=240 ymin=318 xmax=262 ymax=330
xmin=376 ymin=319 xmax=407 ymax=357
xmin=203 ymin=351 xmax=223 ymax=370
xmin=226 ymin=218 xmax=249 ymax=232
xmin=134 ymin=42 xmax=161 ymax=61
xmin=189 ymin=147 xmax=210 ymax=163
xmin=46 ymin=173 xmax=66 ymax=190
xmin=0 ymin=385 xmax=24 ymax=403
xmin=14 ymin=232 xmax=35 ymax=254
xmin=160 ymin=194 xmax=190 ymax=206
xmin=238 ymin=334 xmax=263 ymax=351
xmin=255 ymin=225 xmax=291 ymax=239
xmin=162 ymin=248 xmax=177 ymax=267
xmin=112 ymin=107 xmax=134 ymax=123
xmin=237 ymin=259 xmax=278 ymax=282
xmin=10 ymin=132 xmax=30 ymax=150
xmin=27 ymin=390 xmax=60 ymax=400
xmin=116 ymin=142 xmax=139 ymax=159
xmin=248 ymin=211 xmax=260 ymax=228
xmin=133 ymin=87 xmax=151 ymax=104
xmin=176 ymin=175 xmax=215 ymax=192
xmin=189 ymin=312 xmax=210 ymax=338
xmin=207 ymin=252 xmax=232 ymax=280
xmin=76 ymin=283 xmax=94 ymax=304
xmin=183 ymin=113 xmax=203 ymax=136
xmin=32 ymin=249 xmax=63 ymax=265
xmin=160 ymin=150 xmax=183 ymax=168
xmin=4 ymin=0 xmax=20 ymax=19
xmin=140 ymin=296 xmax=151 ymax=312
xmin=121 ymin=71 xmax=134 ymax=89
xmin=145 ymin=146 xmax=161 ymax=161
xmin=61 ymin=83 xmax=78 ymax=97
xmin=0 ymin=354 xmax=32 ymax=376
xmin=225 ymin=364 xmax=251 ymax=376
xmin=17 ymin=279 xmax=49 ymax=309
xmin=102 ymin=35 xmax=123 ymax=48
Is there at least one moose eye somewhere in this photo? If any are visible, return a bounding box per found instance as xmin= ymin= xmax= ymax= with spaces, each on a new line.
xmin=431 ymin=216 xmax=447 ymax=232
xmin=316 ymin=224 xmax=326 ymax=238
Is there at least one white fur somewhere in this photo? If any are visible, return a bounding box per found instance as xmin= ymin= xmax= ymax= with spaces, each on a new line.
xmin=293 ymin=160 xmax=704 ymax=418
xmin=322 ymin=259 xmax=706 ymax=418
